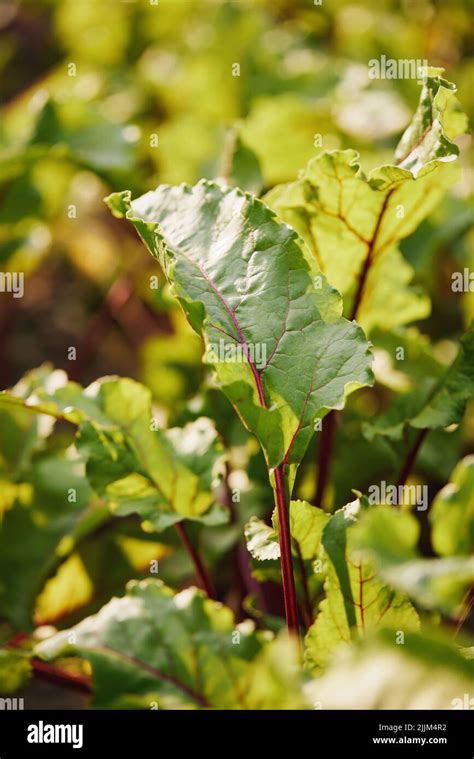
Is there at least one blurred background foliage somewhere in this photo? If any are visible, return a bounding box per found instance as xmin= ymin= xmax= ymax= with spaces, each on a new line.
xmin=0 ymin=0 xmax=472 ymax=393
xmin=0 ymin=0 xmax=473 ymax=705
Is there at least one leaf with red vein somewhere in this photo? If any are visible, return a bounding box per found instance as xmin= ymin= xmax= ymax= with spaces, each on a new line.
xmin=106 ymin=182 xmax=373 ymax=481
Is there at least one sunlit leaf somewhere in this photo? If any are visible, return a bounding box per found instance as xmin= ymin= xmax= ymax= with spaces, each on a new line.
xmin=106 ymin=182 xmax=373 ymax=482
xmin=305 ymin=499 xmax=419 ymax=674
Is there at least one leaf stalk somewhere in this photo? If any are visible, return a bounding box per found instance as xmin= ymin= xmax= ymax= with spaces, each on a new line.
xmin=175 ymin=522 xmax=217 ymax=600
xmin=274 ymin=465 xmax=300 ymax=634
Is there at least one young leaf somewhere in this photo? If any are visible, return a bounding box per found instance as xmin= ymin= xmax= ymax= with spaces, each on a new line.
xmin=265 ymin=70 xmax=465 ymax=332
xmin=35 ymin=578 xmax=306 ymax=709
xmin=352 ymin=504 xmax=474 ymax=615
xmin=245 ymin=500 xmax=329 ymax=562
xmin=304 ymin=499 xmax=419 ymax=674
xmin=244 ymin=516 xmax=280 ymax=561
xmin=394 ymin=67 xmax=467 ymax=175
xmin=105 ymin=181 xmax=373 ymax=479
xmin=430 ymin=456 xmax=474 ymax=557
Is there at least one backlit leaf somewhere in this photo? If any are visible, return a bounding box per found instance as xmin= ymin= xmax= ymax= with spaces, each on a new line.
xmin=106 ymin=182 xmax=373 ymax=483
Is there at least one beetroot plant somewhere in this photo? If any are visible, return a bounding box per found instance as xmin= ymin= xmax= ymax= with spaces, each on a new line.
xmin=0 ymin=69 xmax=473 ymax=710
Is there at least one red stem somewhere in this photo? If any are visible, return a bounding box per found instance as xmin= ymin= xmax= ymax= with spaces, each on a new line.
xmin=175 ymin=522 xmax=216 ymax=600
xmin=274 ymin=465 xmax=300 ymax=634
xmin=7 ymin=635 xmax=91 ymax=694
xmin=31 ymin=658 xmax=91 ymax=694
xmin=182 ymin=262 xmax=299 ymax=633
xmin=350 ymin=190 xmax=394 ymax=322
xmin=397 ymin=428 xmax=429 ymax=488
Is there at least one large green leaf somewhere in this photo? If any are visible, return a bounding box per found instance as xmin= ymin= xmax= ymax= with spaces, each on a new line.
xmin=352 ymin=504 xmax=474 ymax=616
xmin=265 ymin=70 xmax=465 ymax=332
xmin=431 ymin=456 xmax=474 ymax=557
xmin=106 ymin=182 xmax=373 ymax=482
xmin=364 ymin=324 xmax=474 ymax=441
xmin=36 ymin=578 xmax=307 ymax=709
xmin=305 ymin=499 xmax=419 ymax=674
xmin=308 ymin=629 xmax=474 ymax=709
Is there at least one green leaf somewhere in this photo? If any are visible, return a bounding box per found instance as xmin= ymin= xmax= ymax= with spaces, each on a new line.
xmin=370 ymin=326 xmax=447 ymax=392
xmin=0 ymin=365 xmax=84 ymax=426
xmin=1 ymin=373 xmax=228 ymax=533
xmin=431 ymin=456 xmax=474 ymax=557
xmin=75 ymin=378 xmax=227 ymax=531
xmin=305 ymin=499 xmax=419 ymax=674
xmin=352 ymin=504 xmax=474 ymax=616
xmin=240 ymin=93 xmax=333 ymax=186
xmin=30 ymin=99 xmax=138 ymax=175
xmin=245 ymin=500 xmax=328 ymax=562
xmin=106 ymin=181 xmax=373 ymax=482
xmin=0 ymin=371 xmax=228 ymax=627
xmin=394 ymin=67 xmax=467 ymax=175
xmin=286 ymin=499 xmax=329 ymax=561
xmin=0 ymin=365 xmax=70 ymax=480
xmin=0 ymin=451 xmax=96 ymax=630
xmin=266 ymin=149 xmax=455 ymax=332
xmin=36 ymin=578 xmax=306 ymax=709
xmin=364 ymin=324 xmax=474 ymax=441
xmin=308 ymin=629 xmax=474 ymax=709
xmin=265 ymin=71 xmax=465 ymax=332
xmin=34 ymin=531 xmax=172 ymax=627
xmin=241 ymin=635 xmax=308 ymax=710
xmin=402 ymin=326 xmax=474 ymax=431
xmin=217 ymin=128 xmax=263 ymax=195
xmin=0 ymin=649 xmax=31 ymax=695
xmin=0 ymin=369 xmax=136 ymax=629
